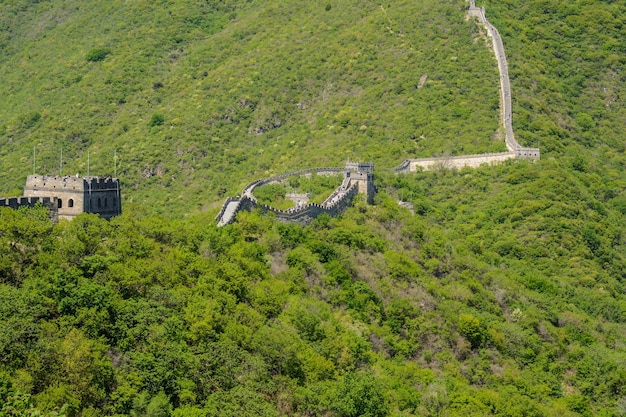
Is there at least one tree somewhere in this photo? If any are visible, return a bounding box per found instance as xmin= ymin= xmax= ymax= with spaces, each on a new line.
xmin=458 ymin=313 xmax=485 ymax=349
xmin=148 ymin=114 xmax=165 ymax=127
xmin=85 ymin=48 xmax=110 ymax=62
xmin=0 ymin=391 xmax=68 ymax=417
xmin=334 ymin=372 xmax=388 ymax=417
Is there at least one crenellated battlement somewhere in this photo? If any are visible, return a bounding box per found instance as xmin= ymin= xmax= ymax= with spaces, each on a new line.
xmin=216 ymin=163 xmax=374 ymax=226
xmin=21 ymin=174 xmax=121 ymax=220
xmin=0 ymin=196 xmax=59 ymax=222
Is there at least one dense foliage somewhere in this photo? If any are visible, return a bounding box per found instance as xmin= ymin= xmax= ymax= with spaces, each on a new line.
xmin=1 ymin=0 xmax=626 ymax=416
xmin=254 ymin=173 xmax=344 ymax=208
xmin=1 ymin=157 xmax=625 ymax=416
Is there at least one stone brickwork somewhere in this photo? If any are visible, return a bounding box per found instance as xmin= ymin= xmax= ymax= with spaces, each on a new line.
xmin=395 ymin=2 xmax=540 ymax=174
xmin=346 ymin=170 xmax=375 ymax=203
xmin=468 ymin=0 xmax=518 ymax=152
xmin=396 ymin=152 xmax=515 ymax=172
xmin=0 ymin=196 xmax=59 ymax=222
xmin=23 ymin=175 xmax=121 ymax=220
xmin=216 ymin=163 xmax=374 ymax=226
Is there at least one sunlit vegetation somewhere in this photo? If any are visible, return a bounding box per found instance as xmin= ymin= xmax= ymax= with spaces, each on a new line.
xmin=0 ymin=157 xmax=625 ymax=415
xmin=0 ymin=0 xmax=503 ymax=217
xmin=1 ymin=0 xmax=626 ymax=416
xmin=254 ymin=173 xmax=344 ymax=208
xmin=485 ymin=0 xmax=626 ymax=156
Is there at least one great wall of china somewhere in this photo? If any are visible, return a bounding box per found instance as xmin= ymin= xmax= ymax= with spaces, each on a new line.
xmin=216 ymin=1 xmax=539 ymax=226
xmin=395 ymin=0 xmax=539 ymax=173
xmin=0 ymin=2 xmax=538 ymax=225
xmin=0 ymin=196 xmax=59 ymax=222
xmin=216 ymin=163 xmax=375 ymax=226
xmin=0 ymin=175 xmax=122 ymax=221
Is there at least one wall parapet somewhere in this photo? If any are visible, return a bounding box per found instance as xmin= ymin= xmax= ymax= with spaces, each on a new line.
xmin=216 ymin=164 xmax=372 ymax=226
xmin=393 ymin=2 xmax=540 ymax=174
xmin=23 ymin=174 xmax=121 ymax=220
xmin=395 ymin=152 xmax=517 ymax=171
xmin=259 ymin=182 xmax=360 ymax=225
xmin=215 ymin=196 xmax=236 ymax=222
xmin=0 ymin=196 xmax=59 ymax=222
xmin=515 ymin=147 xmax=540 ymax=159
xmin=468 ymin=0 xmax=520 ymax=152
xmin=242 ymin=167 xmax=346 ymax=198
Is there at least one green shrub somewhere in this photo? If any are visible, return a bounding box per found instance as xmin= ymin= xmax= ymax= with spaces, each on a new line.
xmin=458 ymin=313 xmax=485 ymax=349
xmin=85 ymin=48 xmax=110 ymax=62
xmin=148 ymin=113 xmax=165 ymax=127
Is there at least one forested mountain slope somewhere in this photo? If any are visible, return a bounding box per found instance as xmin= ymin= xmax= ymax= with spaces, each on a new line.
xmin=486 ymin=0 xmax=626 ymax=157
xmin=0 ymin=0 xmax=503 ymax=215
xmin=1 ymin=160 xmax=625 ymax=416
xmin=1 ymin=0 xmax=626 ymax=416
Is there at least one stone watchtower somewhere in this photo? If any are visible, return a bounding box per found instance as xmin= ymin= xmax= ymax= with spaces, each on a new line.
xmin=23 ymin=175 xmax=121 ymax=220
xmin=346 ymin=162 xmax=375 ymax=204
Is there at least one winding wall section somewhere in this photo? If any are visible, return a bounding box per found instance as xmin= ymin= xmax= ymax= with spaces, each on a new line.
xmin=216 ymin=166 xmax=372 ymax=226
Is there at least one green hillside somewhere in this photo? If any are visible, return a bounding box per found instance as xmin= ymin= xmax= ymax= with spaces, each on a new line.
xmin=0 ymin=0 xmax=503 ymax=215
xmin=1 ymin=0 xmax=626 ymax=416
xmin=486 ymin=0 xmax=626 ymax=157
xmin=1 ymin=160 xmax=625 ymax=416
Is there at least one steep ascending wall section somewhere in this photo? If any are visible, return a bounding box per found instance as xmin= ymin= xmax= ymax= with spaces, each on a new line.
xmin=396 ymin=1 xmax=539 ymax=173
xmin=468 ymin=0 xmax=517 ymax=152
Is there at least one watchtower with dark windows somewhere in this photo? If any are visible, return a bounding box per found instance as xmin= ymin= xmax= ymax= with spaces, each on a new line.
xmin=345 ymin=162 xmax=375 ymax=204
xmin=23 ymin=175 xmax=121 ymax=220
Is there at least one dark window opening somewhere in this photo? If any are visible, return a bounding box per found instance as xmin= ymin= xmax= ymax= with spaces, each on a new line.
xmin=68 ymin=199 xmax=74 ymax=208
xmin=104 ymin=198 xmax=108 ymax=208
xmin=97 ymin=198 xmax=102 ymax=209
xmin=58 ymin=199 xmax=63 ymax=208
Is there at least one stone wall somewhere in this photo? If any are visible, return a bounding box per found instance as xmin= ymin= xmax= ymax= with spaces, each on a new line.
xmin=0 ymin=196 xmax=59 ymax=222
xmin=346 ymin=161 xmax=374 ymax=173
xmin=468 ymin=1 xmax=519 ymax=152
xmin=84 ymin=177 xmax=122 ymax=220
xmin=242 ymin=167 xmax=346 ymax=199
xmin=216 ymin=164 xmax=373 ymax=226
xmin=395 ymin=152 xmax=515 ymax=172
xmin=260 ymin=182 xmax=360 ymax=226
xmin=516 ymin=148 xmax=540 ymax=159
xmin=347 ymin=171 xmax=375 ymax=203
xmin=215 ymin=196 xmax=237 ymax=223
xmin=23 ymin=175 xmax=121 ymax=220
xmin=394 ymin=3 xmax=541 ymax=174
xmin=24 ymin=175 xmax=86 ymax=220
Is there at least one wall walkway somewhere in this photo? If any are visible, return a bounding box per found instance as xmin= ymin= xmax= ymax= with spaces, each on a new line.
xmin=216 ymin=3 xmax=543 ymax=224
xmin=468 ymin=0 xmax=519 ymax=152
xmin=396 ymin=1 xmax=539 ymax=173
xmin=216 ymin=167 xmax=368 ymax=226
